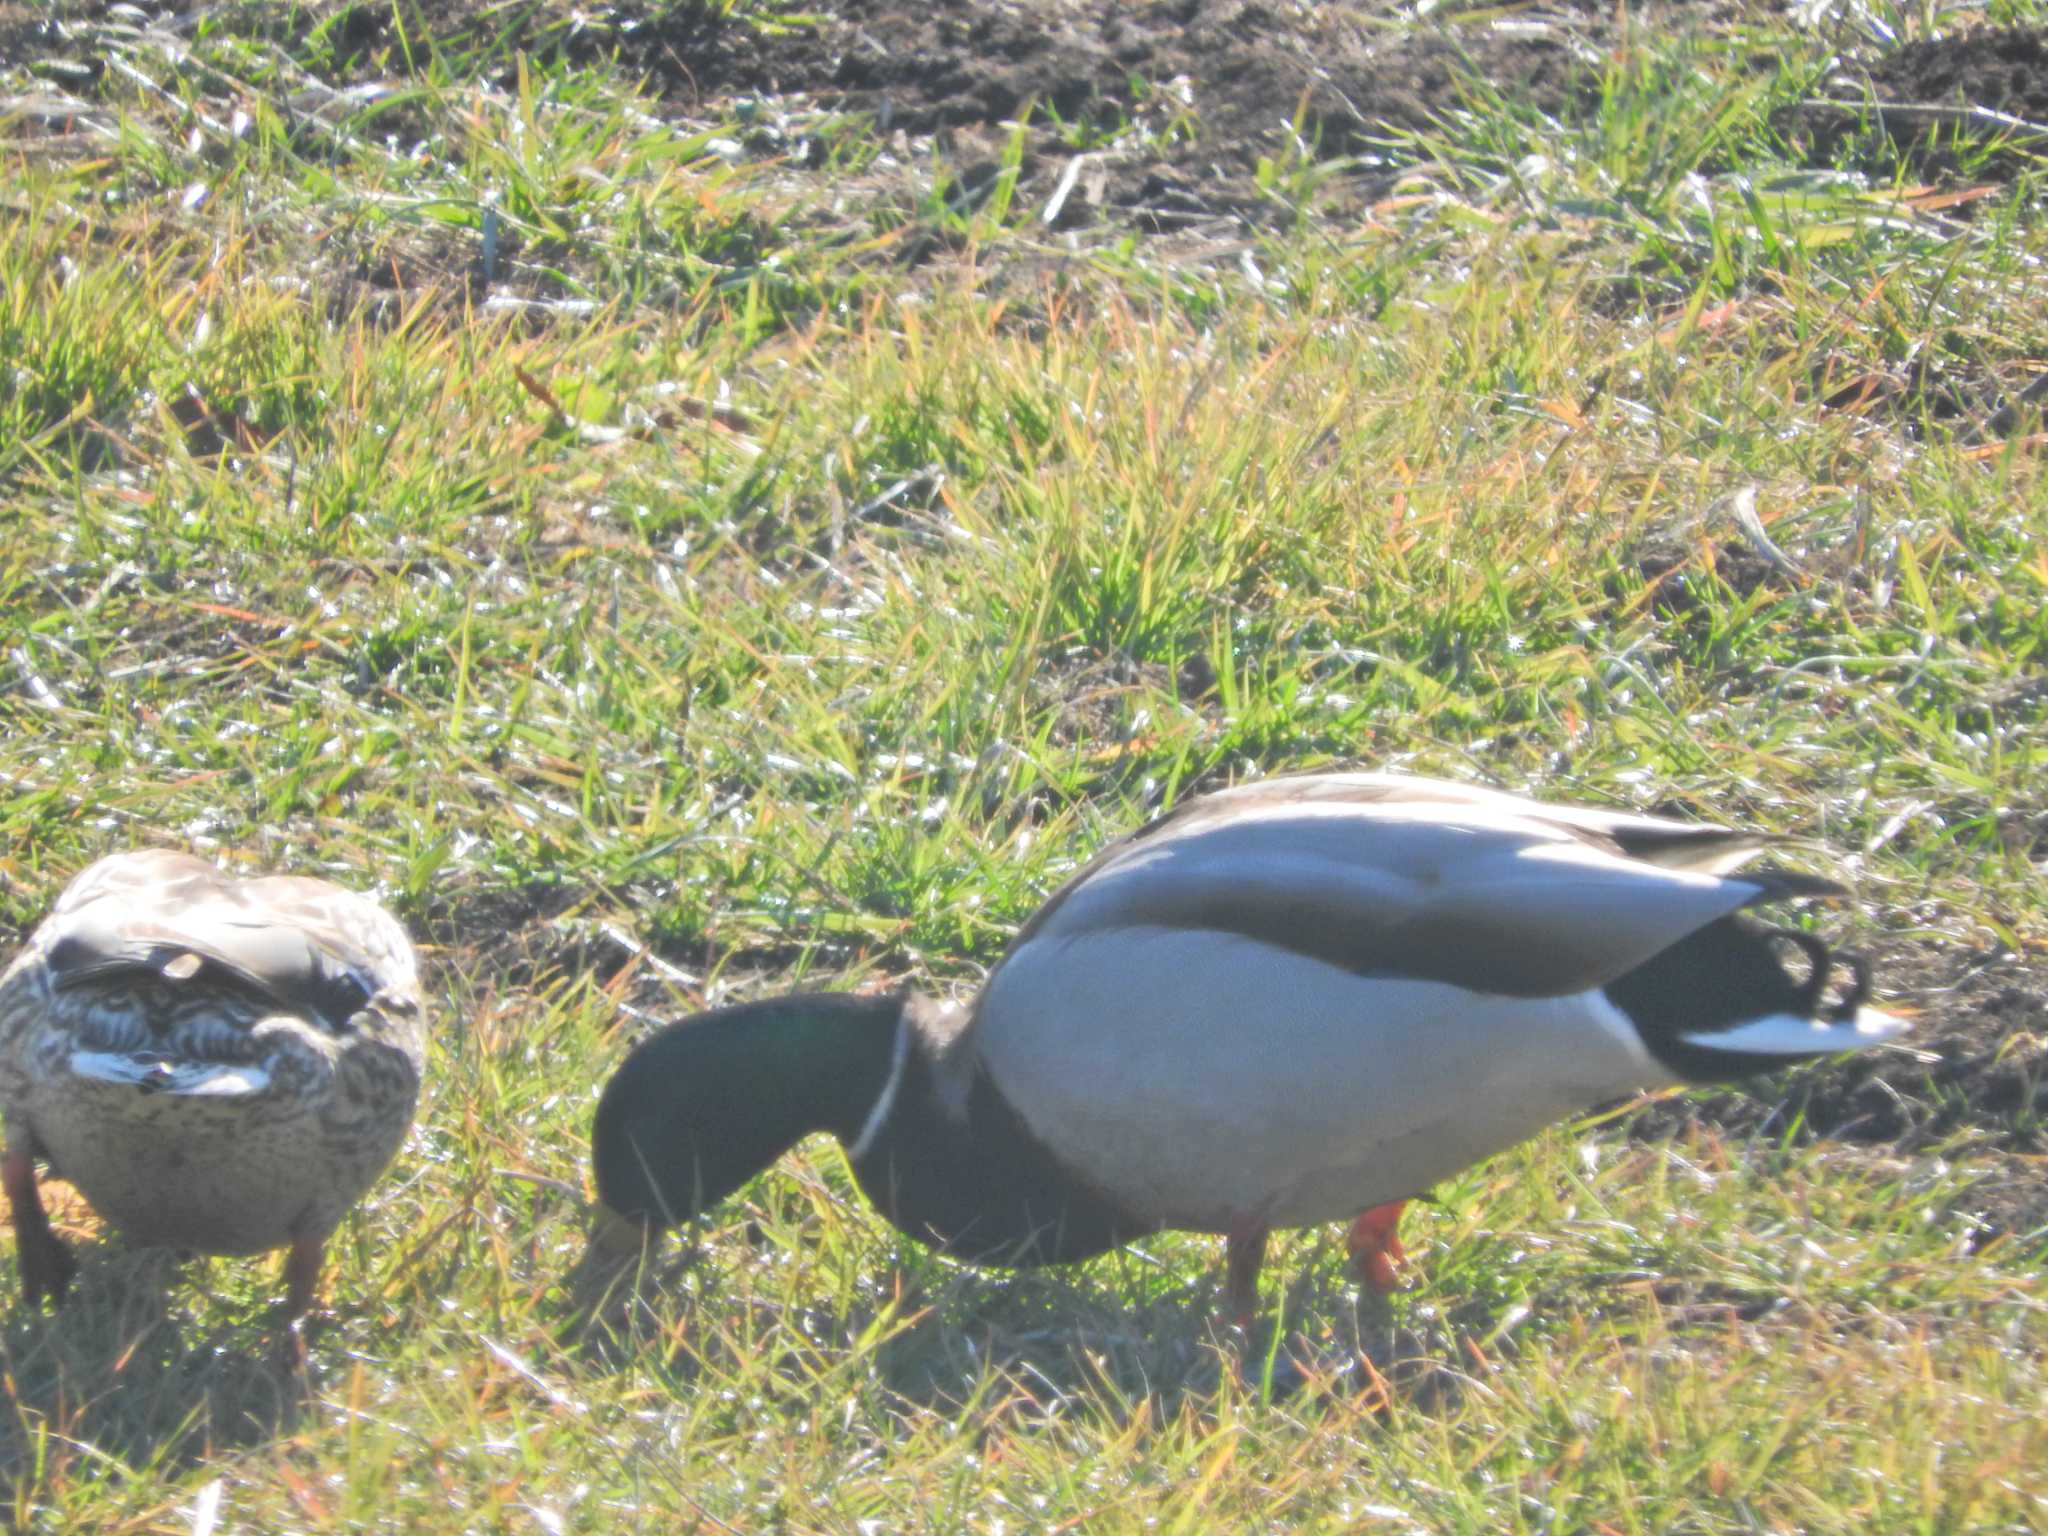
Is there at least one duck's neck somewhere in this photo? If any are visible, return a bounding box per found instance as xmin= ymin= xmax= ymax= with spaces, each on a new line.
xmin=847 ymin=998 xmax=1150 ymax=1268
xmin=593 ymin=992 xmax=905 ymax=1229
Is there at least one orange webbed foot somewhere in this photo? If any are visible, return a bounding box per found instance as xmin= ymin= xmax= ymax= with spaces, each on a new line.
xmin=4 ymin=1150 xmax=77 ymax=1308
xmin=1346 ymin=1200 xmax=1409 ymax=1293
xmin=1220 ymin=1219 xmax=1269 ymax=1331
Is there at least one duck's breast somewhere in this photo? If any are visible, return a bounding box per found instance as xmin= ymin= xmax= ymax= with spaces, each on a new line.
xmin=973 ymin=926 xmax=1681 ymax=1231
xmin=26 ymin=1066 xmax=323 ymax=1252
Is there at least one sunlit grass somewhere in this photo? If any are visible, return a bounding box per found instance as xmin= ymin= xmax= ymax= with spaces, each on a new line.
xmin=0 ymin=0 xmax=2044 ymax=1529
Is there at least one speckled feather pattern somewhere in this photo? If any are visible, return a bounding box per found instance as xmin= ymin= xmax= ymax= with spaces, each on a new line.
xmin=0 ymin=851 xmax=425 ymax=1255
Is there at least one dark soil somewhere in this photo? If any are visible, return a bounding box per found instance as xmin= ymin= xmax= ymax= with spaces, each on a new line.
xmin=1793 ymin=26 xmax=2048 ymax=179
xmin=418 ymin=0 xmax=1597 ymax=177
xmin=9 ymin=2 xmax=2043 ymax=246
xmin=1865 ymin=24 xmax=2048 ymax=121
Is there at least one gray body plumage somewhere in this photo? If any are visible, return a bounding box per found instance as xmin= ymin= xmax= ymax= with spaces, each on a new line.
xmin=0 ymin=851 xmax=424 ymax=1258
xmin=972 ymin=772 xmax=1904 ymax=1234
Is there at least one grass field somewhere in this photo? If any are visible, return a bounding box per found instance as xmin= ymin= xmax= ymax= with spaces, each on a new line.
xmin=1 ymin=0 xmax=2045 ymax=1530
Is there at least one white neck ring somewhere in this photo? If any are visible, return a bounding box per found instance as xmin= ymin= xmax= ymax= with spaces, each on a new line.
xmin=846 ymin=1015 xmax=911 ymax=1161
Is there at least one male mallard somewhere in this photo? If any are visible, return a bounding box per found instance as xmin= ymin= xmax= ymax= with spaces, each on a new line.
xmin=591 ymin=773 xmax=1906 ymax=1312
xmin=0 ymin=851 xmax=425 ymax=1343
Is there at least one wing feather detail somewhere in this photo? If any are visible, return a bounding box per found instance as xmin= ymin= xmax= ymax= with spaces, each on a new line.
xmin=35 ymin=851 xmax=414 ymax=1030
xmin=1013 ymin=775 xmax=1825 ymax=999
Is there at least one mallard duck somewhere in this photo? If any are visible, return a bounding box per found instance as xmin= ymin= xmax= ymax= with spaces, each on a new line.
xmin=0 ymin=851 xmax=425 ymax=1343
xmin=590 ymin=773 xmax=1906 ymax=1312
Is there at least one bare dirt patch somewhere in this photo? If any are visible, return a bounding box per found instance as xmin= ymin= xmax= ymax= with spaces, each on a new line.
xmin=196 ymin=0 xmax=1608 ymax=230
xmin=10 ymin=2 xmax=2043 ymax=239
xmin=479 ymin=0 xmax=1595 ymax=161
xmin=1795 ymin=26 xmax=2048 ymax=180
xmin=1866 ymin=24 xmax=2048 ymax=124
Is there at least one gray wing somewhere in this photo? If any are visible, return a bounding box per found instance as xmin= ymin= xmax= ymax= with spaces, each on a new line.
xmin=39 ymin=851 xmax=416 ymax=1030
xmin=1134 ymin=772 xmax=1785 ymax=873
xmin=1016 ymin=773 xmax=1834 ymax=998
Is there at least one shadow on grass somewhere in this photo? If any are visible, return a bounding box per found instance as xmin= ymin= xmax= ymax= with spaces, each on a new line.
xmin=560 ymin=1220 xmax=1482 ymax=1416
xmin=0 ymin=1246 xmax=304 ymax=1496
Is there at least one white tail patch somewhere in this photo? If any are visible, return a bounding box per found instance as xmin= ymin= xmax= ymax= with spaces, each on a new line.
xmin=68 ymin=1050 xmax=272 ymax=1097
xmin=1679 ymin=1007 xmax=1908 ymax=1057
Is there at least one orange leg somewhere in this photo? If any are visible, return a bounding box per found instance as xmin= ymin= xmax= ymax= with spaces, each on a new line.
xmin=1224 ymin=1219 xmax=1269 ymax=1326
xmin=283 ymin=1232 xmax=324 ymax=1324
xmin=3 ymin=1148 xmax=76 ymax=1307
xmin=1345 ymin=1200 xmax=1408 ymax=1293
xmin=273 ymin=1231 xmax=326 ymax=1371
